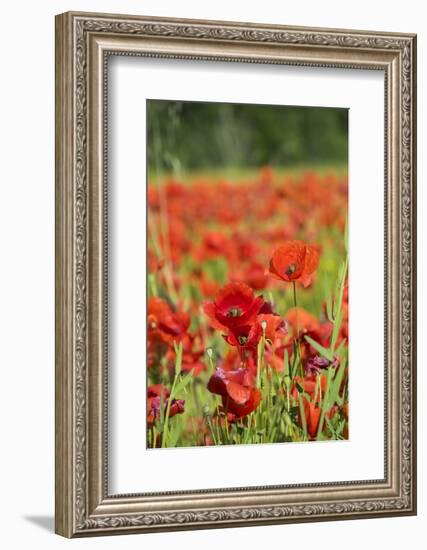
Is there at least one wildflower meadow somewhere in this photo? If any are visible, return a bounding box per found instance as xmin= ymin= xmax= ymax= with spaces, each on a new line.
xmin=146 ymin=101 xmax=349 ymax=449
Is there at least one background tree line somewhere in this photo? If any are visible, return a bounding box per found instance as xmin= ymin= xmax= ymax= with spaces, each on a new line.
xmin=148 ymin=100 xmax=348 ymax=173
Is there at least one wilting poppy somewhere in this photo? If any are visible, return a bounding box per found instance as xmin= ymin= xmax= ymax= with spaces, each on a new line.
xmin=268 ymin=240 xmax=320 ymax=288
xmin=147 ymin=384 xmax=185 ymax=427
xmin=203 ymin=282 xmax=264 ymax=332
xmin=305 ymin=354 xmax=339 ymax=376
xmin=207 ymin=367 xmax=261 ymax=419
xmin=148 ymin=384 xmax=170 ymax=400
xmin=224 ymin=387 xmax=262 ymax=418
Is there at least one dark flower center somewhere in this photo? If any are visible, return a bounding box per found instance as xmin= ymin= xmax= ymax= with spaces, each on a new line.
xmin=227 ymin=307 xmax=242 ymax=318
xmin=285 ymin=263 xmax=296 ymax=276
xmin=238 ymin=335 xmax=248 ymax=345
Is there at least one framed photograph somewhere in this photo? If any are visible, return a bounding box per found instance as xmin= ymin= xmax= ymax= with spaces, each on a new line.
xmin=55 ymin=11 xmax=417 ymax=537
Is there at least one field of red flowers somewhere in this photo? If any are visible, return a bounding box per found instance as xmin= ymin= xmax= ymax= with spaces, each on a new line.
xmin=147 ymin=167 xmax=348 ymax=448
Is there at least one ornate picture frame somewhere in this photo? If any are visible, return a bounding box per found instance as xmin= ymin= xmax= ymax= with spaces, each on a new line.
xmin=55 ymin=11 xmax=417 ymax=537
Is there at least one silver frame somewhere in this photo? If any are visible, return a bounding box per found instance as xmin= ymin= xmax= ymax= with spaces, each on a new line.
xmin=55 ymin=11 xmax=417 ymax=537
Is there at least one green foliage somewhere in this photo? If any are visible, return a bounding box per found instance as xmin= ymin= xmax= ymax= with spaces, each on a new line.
xmin=148 ymin=100 xmax=348 ymax=173
xmin=151 ymin=251 xmax=349 ymax=447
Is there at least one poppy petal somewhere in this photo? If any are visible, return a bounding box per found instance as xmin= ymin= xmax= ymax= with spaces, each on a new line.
xmin=225 ymin=380 xmax=251 ymax=405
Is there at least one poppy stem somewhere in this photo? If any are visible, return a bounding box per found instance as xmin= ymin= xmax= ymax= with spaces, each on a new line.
xmin=256 ymin=329 xmax=266 ymax=389
xmin=203 ymin=405 xmax=218 ymax=446
xmin=292 ymin=282 xmax=304 ymax=379
xmin=161 ymin=371 xmax=179 ymax=447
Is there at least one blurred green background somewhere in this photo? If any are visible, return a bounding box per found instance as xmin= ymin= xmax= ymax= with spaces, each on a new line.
xmin=147 ymin=100 xmax=348 ymax=175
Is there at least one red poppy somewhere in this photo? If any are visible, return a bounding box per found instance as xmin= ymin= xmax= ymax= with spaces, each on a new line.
xmin=291 ymin=374 xmax=338 ymax=439
xmin=256 ymin=313 xmax=287 ymax=341
xmin=199 ymin=276 xmax=220 ymax=298
xmin=232 ymin=261 xmax=269 ymax=290
xmin=224 ymin=388 xmax=262 ymax=418
xmin=194 ymin=231 xmax=237 ymax=264
xmin=203 ymin=282 xmax=264 ymax=332
xmin=285 ymin=307 xmax=333 ymax=364
xmin=291 ymin=374 xmax=327 ymax=400
xmin=286 ymin=307 xmax=320 ymax=335
xmin=303 ymin=400 xmax=339 ymax=439
xmin=207 ymin=367 xmax=261 ymax=419
xmin=221 ymin=348 xmax=256 ymax=371
xmin=147 ymin=384 xmax=185 ymax=427
xmin=304 ymin=401 xmax=322 ymax=439
xmin=165 ymin=333 xmax=205 ymax=376
xmin=305 ymin=354 xmax=339 ymax=376
xmin=268 ymin=240 xmax=320 ymax=288
xmin=147 ymin=297 xmax=190 ymax=345
xmin=223 ymin=323 xmax=262 ymax=362
xmin=148 ymin=384 xmax=170 ymax=400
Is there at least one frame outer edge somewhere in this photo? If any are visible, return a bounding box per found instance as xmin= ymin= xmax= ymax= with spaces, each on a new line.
xmin=54 ymin=10 xmax=417 ymax=537
xmin=55 ymin=12 xmax=75 ymax=538
xmin=409 ymin=34 xmax=417 ymax=514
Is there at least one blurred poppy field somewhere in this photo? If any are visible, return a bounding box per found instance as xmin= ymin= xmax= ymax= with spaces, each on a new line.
xmin=147 ymin=100 xmax=348 ymax=448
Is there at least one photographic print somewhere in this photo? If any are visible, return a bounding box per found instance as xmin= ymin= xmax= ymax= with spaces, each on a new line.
xmin=147 ymin=100 xmax=349 ymax=449
xmin=56 ymin=12 xmax=416 ymax=536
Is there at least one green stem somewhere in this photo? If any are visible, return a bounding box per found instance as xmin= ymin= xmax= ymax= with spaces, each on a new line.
xmin=257 ymin=325 xmax=266 ymax=388
xmin=161 ymin=374 xmax=178 ymax=448
xmin=316 ymin=367 xmax=335 ymax=441
xmin=203 ymin=407 xmax=218 ymax=446
xmin=298 ymin=393 xmax=308 ymax=441
xmin=292 ymin=281 xmax=304 ymax=380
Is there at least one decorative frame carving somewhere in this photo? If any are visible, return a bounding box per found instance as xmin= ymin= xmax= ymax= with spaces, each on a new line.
xmin=55 ymin=11 xmax=417 ymax=537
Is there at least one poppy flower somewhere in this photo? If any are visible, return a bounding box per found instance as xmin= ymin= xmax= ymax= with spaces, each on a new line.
xmin=258 ymin=300 xmax=277 ymax=315
xmin=147 ymin=384 xmax=185 ymax=427
xmin=290 ymin=375 xmax=337 ymax=439
xmin=194 ymin=231 xmax=237 ymax=264
xmin=203 ymin=282 xmax=264 ymax=332
xmin=199 ymin=276 xmax=220 ymax=298
xmin=268 ymin=240 xmax=320 ymax=288
xmin=256 ymin=313 xmax=287 ymax=341
xmin=148 ymin=384 xmax=170 ymax=400
xmin=223 ymin=323 xmax=262 ymax=361
xmin=234 ymin=261 xmax=269 ymax=290
xmin=285 ymin=307 xmax=333 ymax=363
xmin=147 ymin=297 xmax=190 ymax=345
xmin=305 ymin=354 xmax=339 ymax=376
xmin=223 ymin=387 xmax=262 ymax=418
xmin=291 ymin=374 xmax=327 ymax=399
xmin=286 ymin=307 xmax=320 ymax=335
xmin=303 ymin=400 xmax=339 ymax=439
xmin=304 ymin=401 xmax=322 ymax=439
xmin=221 ymin=348 xmax=256 ymax=371
xmin=207 ymin=367 xmax=261 ymax=419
